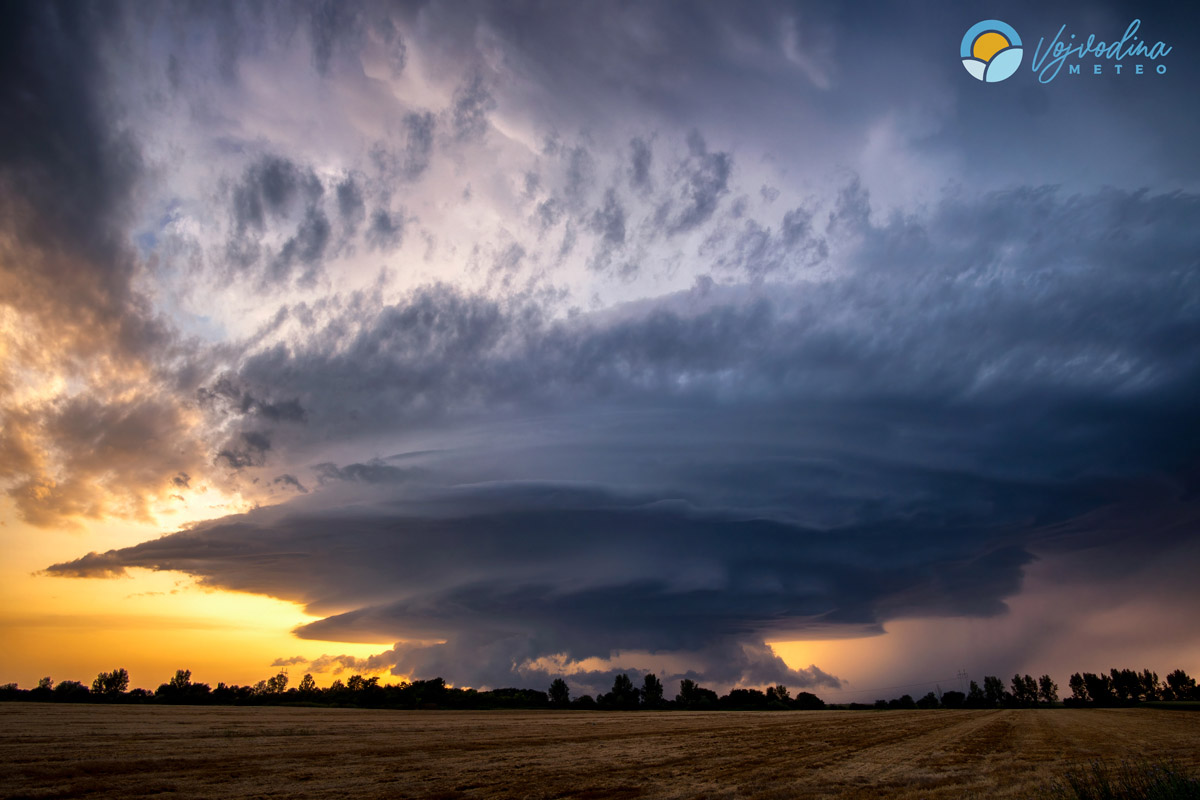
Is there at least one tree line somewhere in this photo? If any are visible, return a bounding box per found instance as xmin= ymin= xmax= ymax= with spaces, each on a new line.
xmin=855 ymin=667 xmax=1199 ymax=711
xmin=2 ymin=665 xmax=1196 ymax=710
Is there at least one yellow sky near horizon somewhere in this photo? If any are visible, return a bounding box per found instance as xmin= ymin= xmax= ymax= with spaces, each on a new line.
xmin=0 ymin=498 xmax=391 ymax=691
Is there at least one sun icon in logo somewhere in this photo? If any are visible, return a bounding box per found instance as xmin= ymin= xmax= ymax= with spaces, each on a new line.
xmin=961 ymin=20 xmax=1023 ymax=82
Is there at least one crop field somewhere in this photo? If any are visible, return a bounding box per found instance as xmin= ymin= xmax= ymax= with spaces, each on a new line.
xmin=2 ymin=703 xmax=1198 ymax=799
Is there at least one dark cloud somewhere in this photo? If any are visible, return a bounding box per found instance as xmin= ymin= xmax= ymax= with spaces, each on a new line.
xmin=48 ymin=481 xmax=1032 ymax=689
xmin=378 ymin=16 xmax=407 ymax=78
xmin=232 ymin=156 xmax=322 ymax=234
xmin=401 ymin=112 xmax=435 ymax=180
xmin=308 ymin=0 xmax=357 ymax=77
xmin=216 ymin=431 xmax=271 ymax=470
xmin=273 ymin=474 xmax=309 ymax=494
xmin=450 ymin=70 xmax=496 ymax=141
xmin=629 ymin=137 xmax=652 ymax=190
xmin=314 ymin=458 xmax=420 ymax=485
xmin=335 ymin=176 xmax=365 ymax=231
xmin=366 ymin=208 xmax=403 ymax=252
xmin=198 ymin=376 xmax=307 ymax=424
xmin=276 ymin=207 xmax=332 ymax=284
xmin=271 ymin=655 xmax=308 ymax=667
xmin=564 ymin=146 xmax=594 ymax=206
xmin=661 ymin=131 xmax=732 ymax=235
xmin=223 ymin=155 xmax=338 ymax=286
xmin=590 ymin=189 xmax=627 ymax=247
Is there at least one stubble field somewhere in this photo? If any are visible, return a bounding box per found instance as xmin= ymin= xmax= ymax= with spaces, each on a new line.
xmin=2 ymin=703 xmax=1198 ymax=799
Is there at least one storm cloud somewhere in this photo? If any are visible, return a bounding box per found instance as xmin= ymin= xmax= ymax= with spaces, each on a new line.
xmin=7 ymin=0 xmax=1200 ymax=692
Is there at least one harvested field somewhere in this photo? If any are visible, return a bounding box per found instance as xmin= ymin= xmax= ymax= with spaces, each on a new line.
xmin=1 ymin=703 xmax=1198 ymax=799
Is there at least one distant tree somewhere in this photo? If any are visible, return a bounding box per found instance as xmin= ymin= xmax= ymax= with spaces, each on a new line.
xmin=548 ymin=678 xmax=571 ymax=708
xmin=1010 ymin=674 xmax=1038 ymax=707
xmin=1110 ymin=668 xmax=1141 ymax=702
xmin=36 ymin=677 xmax=53 ymax=692
xmin=1068 ymin=673 xmax=1088 ymax=704
xmin=605 ymin=673 xmax=640 ymax=710
xmin=1037 ymin=675 xmax=1058 ymax=705
xmin=1139 ymin=670 xmax=1159 ymax=701
xmin=1081 ymin=673 xmax=1114 ymax=706
xmin=572 ymin=694 xmax=596 ymax=709
xmin=676 ymin=679 xmax=718 ymax=710
xmin=916 ymin=692 xmax=939 ymax=709
xmin=888 ymin=694 xmax=917 ymax=710
xmin=766 ymin=684 xmax=790 ymax=707
xmin=982 ymin=676 xmax=1007 ymax=707
xmin=966 ymin=681 xmax=985 ymax=708
xmin=53 ymin=680 xmax=89 ymax=701
xmin=641 ymin=674 xmax=664 ymax=708
xmin=940 ymin=690 xmax=965 ymax=709
xmin=1023 ymin=675 xmax=1038 ymax=705
xmin=169 ymin=669 xmax=192 ymax=691
xmin=793 ymin=691 xmax=825 ymax=710
xmin=298 ymin=674 xmax=318 ymax=695
xmin=92 ymin=668 xmax=129 ymax=697
xmin=1165 ymin=669 xmax=1197 ymax=701
xmin=722 ymin=688 xmax=769 ymax=710
xmin=265 ymin=671 xmax=289 ymax=694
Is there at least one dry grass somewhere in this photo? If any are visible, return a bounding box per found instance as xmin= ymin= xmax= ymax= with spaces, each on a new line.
xmin=1 ymin=704 xmax=1198 ymax=799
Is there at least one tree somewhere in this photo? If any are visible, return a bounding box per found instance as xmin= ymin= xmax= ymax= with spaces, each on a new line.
xmin=1165 ymin=669 xmax=1197 ymax=701
xmin=169 ymin=669 xmax=192 ymax=691
xmin=766 ymin=684 xmax=790 ymax=706
xmin=793 ymin=691 xmax=825 ymax=710
xmin=982 ymin=676 xmax=1007 ymax=707
xmin=1139 ymin=669 xmax=1159 ymax=701
xmin=641 ymin=673 xmax=664 ymax=708
xmin=1068 ymin=673 xmax=1088 ymax=703
xmin=548 ymin=678 xmax=570 ymax=708
xmin=265 ymin=671 xmax=288 ymax=694
xmin=1022 ymin=675 xmax=1038 ymax=706
xmin=54 ymin=680 xmax=89 ymax=700
xmin=676 ymin=679 xmax=718 ymax=710
xmin=1038 ymin=674 xmax=1058 ymax=705
xmin=605 ymin=673 xmax=639 ymax=710
xmin=92 ymin=668 xmax=129 ymax=697
xmin=1081 ymin=673 xmax=1114 ymax=706
xmin=36 ymin=677 xmax=53 ymax=692
xmin=916 ymin=692 xmax=939 ymax=709
xmin=941 ymin=690 xmax=966 ymax=709
xmin=1010 ymin=674 xmax=1037 ymax=707
xmin=723 ymin=688 xmax=769 ymax=709
xmin=298 ymin=674 xmax=318 ymax=695
xmin=1110 ymin=668 xmax=1140 ymax=702
xmin=966 ymin=681 xmax=985 ymax=708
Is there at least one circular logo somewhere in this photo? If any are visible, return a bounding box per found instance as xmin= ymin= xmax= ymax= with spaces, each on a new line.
xmin=961 ymin=20 xmax=1023 ymax=82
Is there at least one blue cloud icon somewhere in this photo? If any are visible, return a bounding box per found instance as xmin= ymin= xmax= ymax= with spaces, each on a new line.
xmin=961 ymin=20 xmax=1023 ymax=82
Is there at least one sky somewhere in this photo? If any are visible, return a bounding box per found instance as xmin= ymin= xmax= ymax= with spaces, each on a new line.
xmin=2 ymin=0 xmax=1199 ymax=703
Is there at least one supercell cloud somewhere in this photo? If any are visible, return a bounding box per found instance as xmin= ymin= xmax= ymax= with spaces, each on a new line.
xmin=4 ymin=0 xmax=1199 ymax=692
